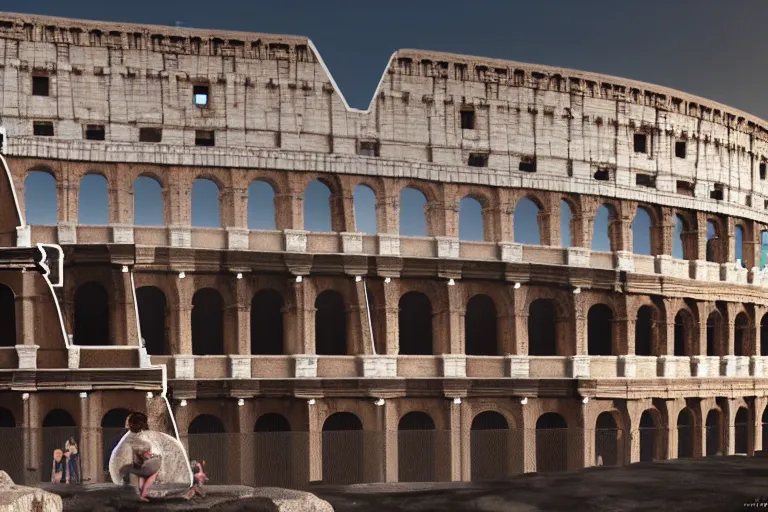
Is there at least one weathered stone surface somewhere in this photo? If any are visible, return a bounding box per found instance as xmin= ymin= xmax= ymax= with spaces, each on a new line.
xmin=108 ymin=431 xmax=192 ymax=486
xmin=0 ymin=471 xmax=62 ymax=512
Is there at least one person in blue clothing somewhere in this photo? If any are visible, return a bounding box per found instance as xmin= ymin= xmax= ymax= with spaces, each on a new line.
xmin=64 ymin=437 xmax=80 ymax=483
xmin=51 ymin=449 xmax=66 ymax=483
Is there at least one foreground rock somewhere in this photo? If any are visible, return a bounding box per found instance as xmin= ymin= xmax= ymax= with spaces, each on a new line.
xmin=0 ymin=471 xmax=63 ymax=512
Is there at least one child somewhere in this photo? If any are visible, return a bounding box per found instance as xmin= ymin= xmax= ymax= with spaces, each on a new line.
xmin=51 ymin=449 xmax=66 ymax=483
xmin=182 ymin=460 xmax=208 ymax=500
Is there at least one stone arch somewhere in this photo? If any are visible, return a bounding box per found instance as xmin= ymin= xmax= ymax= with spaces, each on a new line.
xmin=398 ymin=291 xmax=432 ymax=355
xmin=0 ymin=407 xmax=21 ymax=483
xmin=639 ymin=408 xmax=663 ymax=462
xmin=74 ymin=281 xmax=110 ymax=345
xmin=459 ymin=196 xmax=484 ymax=241
xmin=592 ymin=204 xmax=616 ymax=252
xmin=735 ymin=407 xmax=749 ymax=454
xmin=253 ymin=413 xmax=293 ymax=487
xmin=322 ymin=412 xmax=363 ymax=485
xmin=470 ymin=411 xmax=510 ymax=481
xmin=734 ymin=312 xmax=749 ymax=357
xmin=535 ymin=412 xmax=568 ymax=472
xmin=595 ymin=411 xmax=623 ymax=467
xmin=304 ymin=179 xmax=333 ymax=232
xmin=353 ymin=184 xmax=377 ymax=234
xmin=399 ymin=186 xmax=428 ymax=237
xmin=191 ymin=177 xmax=221 ymax=228
xmin=0 ymin=407 xmax=14 ymax=427
xmin=188 ymin=414 xmax=226 ymax=485
xmin=632 ymin=207 xmax=653 ymax=255
xmin=706 ymin=309 xmax=725 ymax=357
xmin=514 ymin=196 xmax=541 ymax=245
xmin=588 ymin=304 xmax=614 ymax=356
xmin=24 ymin=170 xmax=57 ymax=225
xmin=248 ymin=179 xmax=277 ymax=230
xmin=635 ymin=305 xmax=656 ymax=356
xmin=78 ymin=173 xmax=109 ymax=225
xmin=42 ymin=408 xmax=78 ymax=483
xmin=192 ymin=288 xmax=224 ymax=355
xmin=315 ymin=290 xmax=347 ymax=355
xmin=0 ymin=284 xmax=15 ymax=347
xmin=528 ymin=299 xmax=560 ymax=356
xmin=674 ymin=308 xmax=695 ymax=356
xmin=560 ymin=198 xmax=573 ymax=247
xmin=705 ymin=408 xmax=723 ymax=456
xmin=398 ymin=411 xmax=436 ymax=482
xmin=136 ymin=286 xmax=167 ymax=355
xmin=465 ymin=294 xmax=497 ymax=355
xmin=677 ymin=408 xmax=695 ymax=458
xmin=251 ymin=289 xmax=284 ymax=355
xmin=101 ymin=408 xmax=131 ymax=473
xmin=133 ymin=175 xmax=164 ymax=226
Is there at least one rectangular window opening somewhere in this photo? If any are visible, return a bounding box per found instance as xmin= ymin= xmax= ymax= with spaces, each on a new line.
xmin=358 ymin=141 xmax=380 ymax=157
xmin=636 ymin=173 xmax=656 ymax=188
xmin=675 ymin=140 xmax=686 ymax=159
xmin=518 ymin=156 xmax=536 ymax=173
xmin=33 ymin=121 xmax=54 ymax=137
xmin=193 ymin=84 xmax=209 ymax=106
xmin=594 ymin=168 xmax=611 ymax=181
xmin=710 ymin=183 xmax=724 ymax=201
xmin=84 ymin=124 xmax=105 ymax=141
xmin=676 ymin=180 xmax=694 ymax=197
xmin=760 ymin=162 xmax=766 ymax=180
xmin=195 ymin=130 xmax=215 ymax=146
xmin=460 ymin=107 xmax=475 ymax=130
xmin=634 ymin=133 xmax=648 ymax=153
xmin=468 ymin=153 xmax=488 ymax=168
xmin=32 ymin=75 xmax=50 ymax=96
xmin=139 ymin=127 xmax=163 ymax=143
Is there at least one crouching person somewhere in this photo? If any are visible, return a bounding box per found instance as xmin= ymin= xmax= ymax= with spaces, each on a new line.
xmin=118 ymin=439 xmax=162 ymax=502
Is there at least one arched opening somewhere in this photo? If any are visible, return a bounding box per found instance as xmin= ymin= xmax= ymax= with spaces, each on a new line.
xmin=0 ymin=284 xmax=16 ymax=347
xmin=315 ymin=290 xmax=346 ymax=355
xmin=560 ymin=200 xmax=572 ymax=247
xmin=588 ymin=304 xmax=613 ymax=356
xmin=706 ymin=311 xmax=723 ymax=357
xmin=706 ymin=221 xmax=720 ymax=263
xmin=677 ymin=408 xmax=694 ymax=458
xmin=674 ymin=310 xmax=693 ymax=356
xmin=705 ymin=409 xmax=722 ymax=456
xmin=191 ymin=178 xmax=220 ymax=227
xmin=595 ymin=412 xmax=622 ymax=467
xmin=470 ymin=411 xmax=510 ymax=481
xmin=735 ymin=313 xmax=749 ymax=357
xmin=304 ymin=180 xmax=333 ymax=232
xmin=136 ymin=286 xmax=167 ymax=355
xmin=632 ymin=208 xmax=653 ymax=255
xmin=133 ymin=176 xmax=164 ymax=226
xmin=398 ymin=412 xmax=436 ymax=482
xmin=735 ymin=225 xmax=745 ymax=266
xmin=535 ymin=413 xmax=568 ymax=472
xmin=251 ymin=289 xmax=284 ymax=355
xmin=191 ymin=288 xmax=224 ymax=355
xmin=465 ymin=295 xmax=497 ymax=355
xmin=735 ymin=408 xmax=749 ymax=455
xmin=514 ymin=197 xmax=540 ymax=245
xmin=762 ymin=314 xmax=768 ymax=357
xmin=459 ymin=196 xmax=484 ymax=241
xmin=188 ymin=414 xmax=226 ymax=485
xmin=528 ymin=299 xmax=559 ymax=356
xmin=101 ymin=408 xmax=131 ymax=474
xmin=253 ymin=414 xmax=294 ymax=487
xmin=322 ymin=413 xmax=364 ymax=484
xmin=78 ymin=174 xmax=108 ymax=225
xmin=399 ymin=187 xmax=427 ymax=236
xmin=0 ymin=407 xmax=15 ymax=427
xmin=353 ymin=185 xmax=377 ymax=234
xmin=42 ymin=409 xmax=78 ymax=483
xmin=0 ymin=407 xmax=21 ymax=483
xmin=635 ymin=306 xmax=654 ymax=356
xmin=248 ymin=180 xmax=277 ymax=230
xmin=74 ymin=282 xmax=110 ymax=345
xmin=592 ymin=205 xmax=613 ymax=252
xmin=25 ymin=171 xmax=57 ymax=225
xmin=398 ymin=292 xmax=432 ymax=355
xmin=672 ymin=215 xmax=686 ymax=259
xmin=639 ymin=410 xmax=660 ymax=462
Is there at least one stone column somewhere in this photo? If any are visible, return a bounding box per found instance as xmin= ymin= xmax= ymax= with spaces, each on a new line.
xmin=119 ymin=270 xmax=139 ymax=346
xmin=237 ymin=404 xmax=255 ymax=485
xmin=753 ymin=397 xmax=766 ymax=454
xmin=724 ymin=399 xmax=736 ymax=456
xmin=23 ymin=393 xmax=41 ymax=485
xmin=111 ymin=165 xmax=132 ymax=225
xmin=443 ymin=400 xmax=463 ymax=482
xmin=570 ymin=402 xmax=589 ymax=470
xmin=618 ymin=315 xmax=636 ymax=355
xmin=520 ymin=401 xmax=537 ymax=473
xmin=380 ymin=400 xmax=398 ymax=482
xmin=354 ymin=279 xmax=374 ymax=355
xmin=274 ymin=192 xmax=302 ymax=230
xmin=446 ymin=283 xmax=464 ymax=354
xmin=234 ymin=279 xmax=251 ymax=355
xmin=382 ymin=279 xmax=400 ymax=355
xmin=18 ymin=272 xmax=37 ymax=346
xmin=173 ymin=277 xmax=195 ymax=355
xmin=573 ymin=293 xmax=588 ymax=355
xmin=308 ymin=403 xmax=322 ymax=483
xmin=80 ymin=394 xmax=97 ymax=484
xmin=658 ymin=207 xmax=675 ymax=256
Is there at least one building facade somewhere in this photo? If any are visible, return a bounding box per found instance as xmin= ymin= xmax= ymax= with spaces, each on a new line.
xmin=0 ymin=10 xmax=768 ymax=486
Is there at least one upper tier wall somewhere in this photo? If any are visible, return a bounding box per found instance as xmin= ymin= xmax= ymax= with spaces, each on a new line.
xmin=2 ymin=11 xmax=768 ymax=225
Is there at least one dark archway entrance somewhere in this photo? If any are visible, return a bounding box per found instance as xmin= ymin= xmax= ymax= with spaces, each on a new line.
xmin=595 ymin=412 xmax=622 ymax=466
xmin=42 ymin=409 xmax=78 ymax=482
xmin=0 ymin=407 xmax=21 ymax=483
xmin=705 ymin=409 xmax=722 ymax=456
xmin=398 ymin=292 xmax=432 ymax=355
xmin=188 ymin=414 xmax=226 ymax=484
xmin=251 ymin=289 xmax=285 ymax=354
xmin=253 ymin=413 xmax=295 ymax=487
xmin=0 ymin=284 xmax=16 ymax=347
xmin=735 ymin=408 xmax=749 ymax=454
xmin=322 ymin=413 xmax=364 ymax=484
xmin=639 ymin=410 xmax=661 ymax=462
xmin=677 ymin=408 xmax=695 ymax=458
xmin=398 ymin=412 xmax=436 ymax=482
xmin=535 ymin=413 xmax=568 ymax=472
xmin=101 ymin=408 xmax=130 ymax=476
xmin=465 ymin=295 xmax=497 ymax=355
xmin=635 ymin=306 xmax=654 ymax=356
xmin=136 ymin=286 xmax=167 ymax=355
xmin=315 ymin=291 xmax=347 ymax=355
xmin=735 ymin=314 xmax=749 ymax=357
xmin=74 ymin=282 xmax=109 ymax=345
xmin=674 ymin=310 xmax=693 ymax=356
xmin=470 ymin=411 xmax=510 ymax=480
xmin=192 ymin=289 xmax=224 ymax=355
xmin=588 ymin=304 xmax=613 ymax=355
xmin=528 ymin=299 xmax=558 ymax=355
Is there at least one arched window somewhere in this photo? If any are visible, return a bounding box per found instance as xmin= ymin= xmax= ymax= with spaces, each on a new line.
xmin=315 ymin=291 xmax=346 ymax=355
xmin=465 ymin=294 xmax=497 ymax=355
xmin=459 ymin=197 xmax=484 ymax=241
xmin=735 ymin=313 xmax=749 ymax=357
xmin=674 ymin=310 xmax=693 ymax=356
xmin=705 ymin=409 xmax=722 ymax=456
xmin=399 ymin=187 xmax=427 ymax=236
xmin=639 ymin=409 xmax=660 ymax=462
xmin=398 ymin=412 xmax=436 ymax=482
xmin=304 ymin=180 xmax=332 ymax=232
xmin=514 ymin=197 xmax=540 ymax=245
xmin=588 ymin=304 xmax=613 ymax=355
xmin=635 ymin=306 xmax=654 ymax=356
xmin=353 ymin=185 xmax=377 ymax=234
xmin=101 ymin=408 xmax=130 ymax=472
xmin=632 ymin=208 xmax=652 ymax=255
xmin=253 ymin=413 xmax=293 ymax=487
xmin=595 ymin=412 xmax=622 ymax=467
xmin=592 ymin=205 xmax=612 ymax=251
xmin=0 ymin=284 xmax=15 ymax=347
xmin=133 ymin=176 xmax=164 ymax=226
xmin=191 ymin=178 xmax=220 ymax=227
xmin=560 ymin=200 xmax=572 ymax=247
xmin=706 ymin=311 xmax=723 ymax=357
xmin=78 ymin=174 xmax=108 ymax=225
xmin=188 ymin=414 xmax=226 ymax=485
xmin=535 ymin=413 xmax=568 ymax=472
xmin=136 ymin=286 xmax=167 ymax=355
xmin=74 ymin=282 xmax=109 ymax=345
xmin=251 ymin=289 xmax=284 ymax=355
xmin=248 ymin=181 xmax=277 ymax=230
xmin=322 ymin=413 xmax=363 ymax=484
xmin=528 ymin=299 xmax=559 ymax=356
xmin=398 ymin=292 xmax=432 ymax=355
xmin=470 ymin=411 xmax=510 ymax=480
xmin=735 ymin=225 xmax=744 ymax=266
xmin=673 ymin=215 xmax=686 ymax=259
xmin=677 ymin=408 xmax=694 ymax=458
xmin=191 ymin=288 xmax=224 ymax=355
xmin=24 ymin=171 xmax=57 ymax=225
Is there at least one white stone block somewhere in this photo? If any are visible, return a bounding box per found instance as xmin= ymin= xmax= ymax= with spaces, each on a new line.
xmin=435 ymin=237 xmax=460 ymax=259
xmin=227 ymin=228 xmax=249 ymax=250
xmin=618 ymin=355 xmax=636 ymax=378
xmin=506 ymin=355 xmax=530 ymax=378
xmin=614 ymin=251 xmax=635 ymax=272
xmin=229 ymin=356 xmax=251 ymax=379
xmin=378 ymin=234 xmax=400 ymax=256
xmin=734 ymin=356 xmax=750 ymax=377
xmin=721 ymin=355 xmax=736 ymax=377
xmin=655 ymin=255 xmax=688 ymax=278
xmin=359 ymin=356 xmax=397 ymax=378
xmin=293 ymin=355 xmax=318 ymax=378
xmin=174 ymin=355 xmax=195 ymax=380
xmin=750 ymin=356 xmax=766 ymax=377
xmin=566 ymin=247 xmax=590 ymax=267
xmin=138 ymin=347 xmax=151 ymax=368
xmin=112 ymin=225 xmax=134 ymax=244
xmin=498 ymin=242 xmax=523 ymax=263
xmin=569 ymin=355 xmax=590 ymax=378
xmin=57 ymin=223 xmax=77 ymax=244
xmin=441 ymin=355 xmax=467 ymax=378
xmin=720 ymin=263 xmax=748 ymax=284
xmin=691 ymin=260 xmax=720 ymax=281
xmin=750 ymin=267 xmax=768 ymax=287
xmin=658 ymin=355 xmax=677 ymax=378
xmin=169 ymin=228 xmax=191 ymax=248
xmin=691 ymin=355 xmax=708 ymax=377
xmin=67 ymin=345 xmax=80 ymax=370
xmin=15 ymin=225 xmax=30 ymax=248
xmin=341 ymin=232 xmax=364 ymax=254
xmin=15 ymin=345 xmax=38 ymax=369
xmin=284 ymin=229 xmax=308 ymax=253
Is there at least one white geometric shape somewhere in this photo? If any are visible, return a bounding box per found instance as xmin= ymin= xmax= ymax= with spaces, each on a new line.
xmin=109 ymin=430 xmax=193 ymax=486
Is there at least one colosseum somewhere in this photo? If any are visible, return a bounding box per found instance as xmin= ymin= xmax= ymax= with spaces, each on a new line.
xmin=0 ymin=10 xmax=767 ymax=488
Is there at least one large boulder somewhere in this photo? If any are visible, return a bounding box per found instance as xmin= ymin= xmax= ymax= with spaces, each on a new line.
xmin=108 ymin=430 xmax=192 ymax=486
xmin=0 ymin=471 xmax=62 ymax=512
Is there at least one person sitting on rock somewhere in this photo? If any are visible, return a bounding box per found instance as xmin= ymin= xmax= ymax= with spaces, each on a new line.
xmin=118 ymin=412 xmax=162 ymax=502
xmin=182 ymin=459 xmax=208 ymax=500
xmin=51 ymin=449 xmax=66 ymax=483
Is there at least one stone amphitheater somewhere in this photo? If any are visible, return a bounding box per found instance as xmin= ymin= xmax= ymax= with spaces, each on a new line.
xmin=0 ymin=9 xmax=767 ymax=490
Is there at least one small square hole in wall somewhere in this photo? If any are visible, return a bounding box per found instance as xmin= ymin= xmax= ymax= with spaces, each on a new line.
xmin=460 ymin=106 xmax=475 ymax=130
xmin=519 ymin=156 xmax=536 ymax=172
xmin=193 ymin=85 xmax=209 ymax=106
xmin=33 ymin=121 xmax=54 ymax=136
xmin=139 ymin=127 xmax=162 ymax=143
xmin=593 ymin=168 xmax=610 ymax=181
xmin=746 ymin=195 xmax=752 ymax=207
xmin=468 ymin=153 xmax=488 ymax=167
xmin=636 ymin=173 xmax=656 ymax=188
xmin=195 ymin=130 xmax=215 ymax=146
xmin=32 ymin=75 xmax=50 ymax=96
xmin=760 ymin=162 xmax=766 ymax=180
xmin=676 ymin=180 xmax=694 ymax=197
xmin=764 ymin=199 xmax=768 ymax=210
xmin=84 ymin=124 xmax=105 ymax=141
xmin=358 ymin=141 xmax=380 ymax=157
xmin=634 ymin=133 xmax=647 ymax=153
xmin=710 ymin=183 xmax=724 ymax=201
xmin=675 ymin=140 xmax=686 ymax=158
